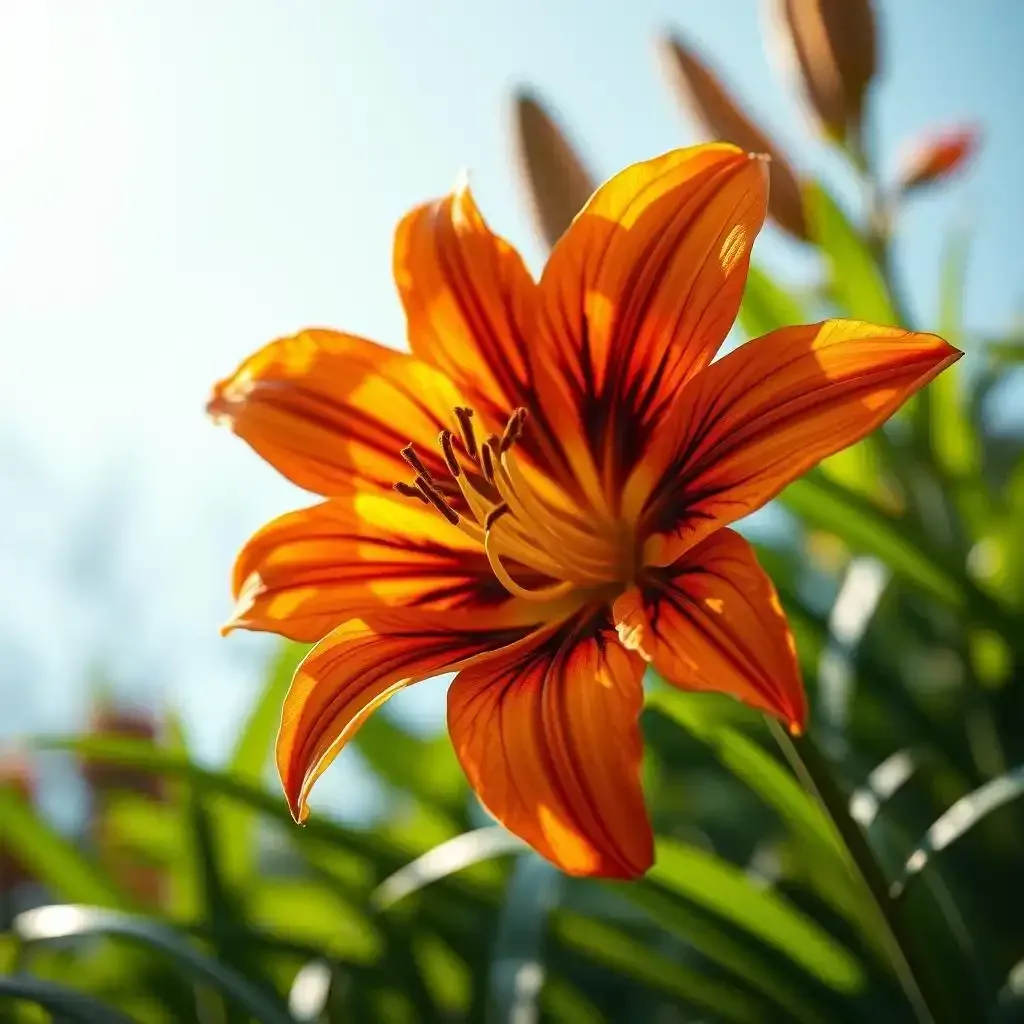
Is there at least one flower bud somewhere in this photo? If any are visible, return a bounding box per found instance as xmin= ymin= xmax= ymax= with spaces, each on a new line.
xmin=897 ymin=125 xmax=979 ymax=194
xmin=771 ymin=0 xmax=877 ymax=148
xmin=511 ymin=91 xmax=597 ymax=250
xmin=657 ymin=33 xmax=808 ymax=240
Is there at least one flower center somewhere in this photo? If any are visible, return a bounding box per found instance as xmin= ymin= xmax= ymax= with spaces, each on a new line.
xmin=393 ymin=407 xmax=633 ymax=601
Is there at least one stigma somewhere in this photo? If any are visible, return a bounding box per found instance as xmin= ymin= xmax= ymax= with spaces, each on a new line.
xmin=393 ymin=407 xmax=628 ymax=601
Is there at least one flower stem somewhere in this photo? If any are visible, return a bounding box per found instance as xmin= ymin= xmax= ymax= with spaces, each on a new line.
xmin=766 ymin=719 xmax=950 ymax=1024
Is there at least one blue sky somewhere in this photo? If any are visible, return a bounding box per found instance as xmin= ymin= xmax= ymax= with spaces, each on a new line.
xmin=1 ymin=1 xmax=1021 ymax=796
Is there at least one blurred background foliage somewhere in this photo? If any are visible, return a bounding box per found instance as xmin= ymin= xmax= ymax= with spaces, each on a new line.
xmin=2 ymin=1 xmax=1022 ymax=1022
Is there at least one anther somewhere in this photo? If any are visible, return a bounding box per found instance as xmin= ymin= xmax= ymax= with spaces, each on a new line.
xmin=480 ymin=443 xmax=495 ymax=483
xmin=415 ymin=476 xmax=460 ymax=525
xmin=484 ymin=503 xmax=510 ymax=530
xmin=400 ymin=444 xmax=432 ymax=480
xmin=393 ymin=481 xmax=428 ymax=504
xmin=454 ymin=407 xmax=478 ymax=461
xmin=499 ymin=407 xmax=527 ymax=453
xmin=439 ymin=430 xmax=461 ymax=477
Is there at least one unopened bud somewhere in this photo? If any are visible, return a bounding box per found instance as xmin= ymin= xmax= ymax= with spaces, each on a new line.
xmin=897 ymin=125 xmax=979 ymax=194
xmin=657 ymin=33 xmax=808 ymax=241
xmin=511 ymin=91 xmax=597 ymax=251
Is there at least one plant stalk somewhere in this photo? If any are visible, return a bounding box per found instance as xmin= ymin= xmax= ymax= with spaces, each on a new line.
xmin=766 ymin=719 xmax=951 ymax=1024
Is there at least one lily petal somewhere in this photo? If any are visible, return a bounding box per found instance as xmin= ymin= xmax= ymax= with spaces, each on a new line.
xmin=394 ymin=184 xmax=538 ymax=421
xmin=227 ymin=490 xmax=506 ymax=642
xmin=637 ymin=319 xmax=961 ymax=558
xmin=534 ymin=143 xmax=768 ymax=498
xmin=614 ymin=529 xmax=806 ymax=730
xmin=208 ymin=329 xmax=465 ymax=496
xmin=447 ymin=615 xmax=653 ymax=879
xmin=278 ymin=603 xmax=573 ymax=823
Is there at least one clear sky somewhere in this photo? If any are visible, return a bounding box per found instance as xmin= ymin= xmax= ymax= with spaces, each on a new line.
xmin=1 ymin=2 xmax=1021 ymax=791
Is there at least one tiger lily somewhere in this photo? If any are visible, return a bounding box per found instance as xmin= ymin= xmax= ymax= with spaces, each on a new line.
xmin=209 ymin=143 xmax=958 ymax=879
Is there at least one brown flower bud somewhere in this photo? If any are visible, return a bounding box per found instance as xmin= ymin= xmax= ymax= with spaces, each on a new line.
xmin=897 ymin=125 xmax=979 ymax=194
xmin=511 ymin=90 xmax=597 ymax=250
xmin=770 ymin=0 xmax=877 ymax=148
xmin=82 ymin=700 xmax=163 ymax=800
xmin=657 ymin=33 xmax=809 ymax=240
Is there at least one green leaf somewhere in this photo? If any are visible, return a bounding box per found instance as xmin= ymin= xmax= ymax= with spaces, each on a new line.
xmin=552 ymin=911 xmax=769 ymax=1024
xmin=893 ymin=765 xmax=1024 ymax=897
xmin=738 ymin=263 xmax=808 ymax=338
xmin=781 ymin=473 xmax=963 ymax=607
xmin=374 ymin=827 xmax=523 ymax=909
xmin=0 ymin=788 xmax=133 ymax=909
xmin=646 ymin=689 xmax=881 ymax=945
xmin=219 ymin=641 xmax=306 ymax=887
xmin=488 ymin=855 xmax=561 ymax=1024
xmin=0 ymin=975 xmax=138 ymax=1024
xmin=806 ymin=182 xmax=897 ymax=325
xmin=647 ymin=839 xmax=865 ymax=993
xmin=14 ymin=905 xmax=295 ymax=1024
xmin=354 ymin=711 xmax=465 ymax=812
xmin=621 ymin=884 xmax=843 ymax=1024
xmin=987 ymin=338 xmax=1024 ymax=364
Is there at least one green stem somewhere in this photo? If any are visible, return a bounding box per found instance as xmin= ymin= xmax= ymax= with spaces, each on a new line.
xmin=766 ymin=720 xmax=951 ymax=1024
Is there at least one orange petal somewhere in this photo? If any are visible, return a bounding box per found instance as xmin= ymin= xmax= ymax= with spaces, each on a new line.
xmin=278 ymin=603 xmax=571 ymax=822
xmin=533 ymin=144 xmax=768 ymax=499
xmin=636 ymin=319 xmax=961 ymax=558
xmin=614 ymin=529 xmax=806 ymax=729
xmin=208 ymin=329 xmax=465 ymax=496
xmin=227 ymin=490 xmax=503 ymax=643
xmin=394 ymin=183 xmax=538 ymax=420
xmin=447 ymin=616 xmax=653 ymax=879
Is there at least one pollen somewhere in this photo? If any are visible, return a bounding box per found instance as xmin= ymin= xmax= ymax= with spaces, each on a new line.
xmin=392 ymin=407 xmax=628 ymax=601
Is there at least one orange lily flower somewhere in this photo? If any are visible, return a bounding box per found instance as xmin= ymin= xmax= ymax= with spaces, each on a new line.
xmin=209 ymin=143 xmax=959 ymax=880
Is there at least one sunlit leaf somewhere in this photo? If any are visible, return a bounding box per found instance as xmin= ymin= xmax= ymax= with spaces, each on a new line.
xmin=0 ymin=788 xmax=133 ymax=909
xmin=14 ymin=905 xmax=295 ymax=1024
xmin=781 ymin=473 xmax=964 ymax=608
xmin=552 ymin=911 xmax=770 ymax=1023
xmin=0 ymin=975 xmax=138 ymax=1024
xmin=219 ymin=642 xmax=306 ymax=887
xmin=488 ymin=855 xmax=561 ymax=1024
xmin=646 ymin=688 xmax=881 ymax=944
xmin=374 ymin=827 xmax=523 ymax=909
xmin=805 ymin=182 xmax=897 ymax=324
xmin=354 ymin=711 xmax=466 ymax=813
xmin=738 ymin=263 xmax=809 ymax=339
xmin=621 ymin=883 xmax=844 ymax=1023
xmin=892 ymin=766 xmax=1024 ymax=897
xmin=647 ymin=839 xmax=864 ymax=992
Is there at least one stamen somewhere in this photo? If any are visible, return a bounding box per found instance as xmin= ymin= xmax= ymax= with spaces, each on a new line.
xmin=400 ymin=444 xmax=432 ymax=480
xmin=484 ymin=502 xmax=509 ymax=530
xmin=480 ymin=442 xmax=495 ymax=483
xmin=439 ymin=430 xmax=461 ymax=477
xmin=393 ymin=481 xmax=428 ymax=504
xmin=454 ymin=407 xmax=478 ymax=461
xmin=483 ymin=531 xmax=576 ymax=603
xmin=499 ymin=407 xmax=527 ymax=453
xmin=415 ymin=476 xmax=460 ymax=525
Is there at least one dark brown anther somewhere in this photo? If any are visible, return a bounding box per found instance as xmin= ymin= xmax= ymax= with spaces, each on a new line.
xmin=454 ymin=407 xmax=478 ymax=461
xmin=400 ymin=444 xmax=431 ymax=480
xmin=415 ymin=476 xmax=460 ymax=525
xmin=439 ymin=430 xmax=461 ymax=477
xmin=484 ymin=502 xmax=510 ymax=530
xmin=394 ymin=481 xmax=429 ymax=504
xmin=499 ymin=408 xmax=527 ymax=453
xmin=480 ymin=443 xmax=495 ymax=483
